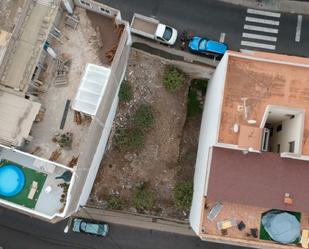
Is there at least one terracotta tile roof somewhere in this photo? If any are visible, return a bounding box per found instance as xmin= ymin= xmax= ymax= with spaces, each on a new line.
xmin=218 ymin=53 xmax=309 ymax=155
xmin=207 ymin=146 xmax=309 ymax=213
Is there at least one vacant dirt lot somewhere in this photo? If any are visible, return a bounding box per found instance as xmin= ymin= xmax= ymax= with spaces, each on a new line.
xmin=90 ymin=48 xmax=210 ymax=219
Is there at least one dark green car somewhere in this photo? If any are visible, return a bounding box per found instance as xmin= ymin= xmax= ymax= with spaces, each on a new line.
xmin=72 ymin=218 xmax=109 ymax=237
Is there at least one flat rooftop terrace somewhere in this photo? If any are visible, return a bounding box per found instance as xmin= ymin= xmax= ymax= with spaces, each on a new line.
xmin=0 ymin=1 xmax=58 ymax=91
xmin=0 ymin=0 xmax=25 ymax=32
xmin=22 ymin=7 xmax=121 ymax=166
xmin=202 ymin=199 xmax=309 ymax=248
xmin=218 ymin=53 xmax=309 ymax=155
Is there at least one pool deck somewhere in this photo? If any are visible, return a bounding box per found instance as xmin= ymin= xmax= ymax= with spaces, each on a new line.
xmin=0 ymin=146 xmax=71 ymax=216
xmin=0 ymin=160 xmax=47 ymax=209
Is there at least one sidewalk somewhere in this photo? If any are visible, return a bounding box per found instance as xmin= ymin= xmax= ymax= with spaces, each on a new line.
xmin=220 ymin=0 xmax=309 ymax=15
xmin=76 ymin=206 xmax=195 ymax=236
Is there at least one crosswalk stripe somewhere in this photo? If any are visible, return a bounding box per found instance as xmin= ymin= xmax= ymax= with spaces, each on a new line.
xmin=247 ymin=8 xmax=281 ymax=18
xmin=244 ymin=24 xmax=278 ymax=34
xmin=241 ymin=40 xmax=276 ymax=50
xmin=242 ymin=32 xmax=277 ymax=42
xmin=295 ymin=15 xmax=302 ymax=42
xmin=245 ymin=17 xmax=280 ymax=26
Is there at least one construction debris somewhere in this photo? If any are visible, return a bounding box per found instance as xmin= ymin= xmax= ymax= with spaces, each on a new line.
xmin=31 ymin=146 xmax=42 ymax=155
xmin=54 ymin=58 xmax=71 ymax=87
xmin=105 ymin=45 xmax=117 ymax=64
xmin=49 ymin=148 xmax=62 ymax=161
xmin=65 ymin=14 xmax=79 ymax=29
xmin=74 ymin=111 xmax=82 ymax=125
xmin=67 ymin=155 xmax=79 ymax=168
xmin=74 ymin=111 xmax=92 ymax=126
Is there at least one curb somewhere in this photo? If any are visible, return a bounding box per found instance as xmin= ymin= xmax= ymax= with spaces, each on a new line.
xmin=219 ymin=0 xmax=309 ymax=15
xmin=76 ymin=206 xmax=195 ymax=236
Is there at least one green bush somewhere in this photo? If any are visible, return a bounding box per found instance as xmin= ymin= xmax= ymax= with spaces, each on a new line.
xmin=173 ymin=181 xmax=193 ymax=212
xmin=187 ymin=79 xmax=208 ymax=118
xmin=163 ymin=66 xmax=185 ymax=92
xmin=107 ymin=195 xmax=123 ymax=210
xmin=115 ymin=128 xmax=144 ymax=151
xmin=132 ymin=184 xmax=154 ymax=212
xmin=119 ymin=80 xmax=133 ymax=102
xmin=134 ymin=104 xmax=155 ymax=131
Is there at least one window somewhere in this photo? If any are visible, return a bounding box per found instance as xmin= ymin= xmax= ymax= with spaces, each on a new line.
xmin=289 ymin=141 xmax=295 ymax=153
xmin=162 ymin=27 xmax=173 ymax=41
xmin=80 ymin=0 xmax=91 ymax=7
xmin=276 ymin=124 xmax=282 ymax=132
xmin=277 ymin=144 xmax=280 ymax=153
xmin=100 ymin=7 xmax=111 ymax=15
xmin=156 ymin=36 xmax=165 ymax=41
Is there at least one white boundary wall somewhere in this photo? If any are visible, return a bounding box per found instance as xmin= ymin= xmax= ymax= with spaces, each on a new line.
xmin=77 ymin=91 xmax=119 ymax=208
xmin=189 ymin=53 xmax=229 ymax=233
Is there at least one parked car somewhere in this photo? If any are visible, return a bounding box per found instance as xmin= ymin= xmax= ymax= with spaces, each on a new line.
xmin=188 ymin=36 xmax=228 ymax=58
xmin=72 ymin=218 xmax=109 ymax=237
xmin=131 ymin=13 xmax=178 ymax=45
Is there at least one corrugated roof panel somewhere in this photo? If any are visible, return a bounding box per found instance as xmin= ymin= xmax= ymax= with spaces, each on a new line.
xmin=72 ymin=64 xmax=111 ymax=115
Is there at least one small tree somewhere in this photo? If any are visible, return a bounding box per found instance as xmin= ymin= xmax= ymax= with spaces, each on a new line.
xmin=134 ymin=104 xmax=155 ymax=131
xmin=173 ymin=181 xmax=193 ymax=212
xmin=118 ymin=80 xmax=133 ymax=102
xmin=163 ymin=66 xmax=185 ymax=92
xmin=115 ymin=128 xmax=144 ymax=151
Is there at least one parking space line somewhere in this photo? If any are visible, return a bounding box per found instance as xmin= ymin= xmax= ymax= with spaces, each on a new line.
xmin=295 ymin=15 xmax=302 ymax=42
xmin=241 ymin=41 xmax=276 ymax=50
xmin=242 ymin=32 xmax=277 ymax=42
xmin=220 ymin=33 xmax=226 ymax=42
xmin=244 ymin=24 xmax=278 ymax=34
xmin=245 ymin=17 xmax=280 ymax=26
xmin=247 ymin=8 xmax=281 ymax=18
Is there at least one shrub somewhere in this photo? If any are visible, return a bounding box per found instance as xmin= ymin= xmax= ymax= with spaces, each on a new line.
xmin=119 ymin=80 xmax=133 ymax=102
xmin=115 ymin=128 xmax=144 ymax=151
xmin=107 ymin=195 xmax=123 ymax=210
xmin=173 ymin=181 xmax=193 ymax=212
xmin=132 ymin=184 xmax=154 ymax=212
xmin=134 ymin=104 xmax=155 ymax=131
xmin=187 ymin=79 xmax=208 ymax=118
xmin=163 ymin=66 xmax=185 ymax=92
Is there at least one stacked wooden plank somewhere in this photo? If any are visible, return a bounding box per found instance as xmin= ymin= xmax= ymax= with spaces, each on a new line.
xmin=54 ymin=58 xmax=71 ymax=87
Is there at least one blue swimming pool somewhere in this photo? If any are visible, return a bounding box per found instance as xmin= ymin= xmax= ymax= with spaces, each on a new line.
xmin=0 ymin=165 xmax=25 ymax=197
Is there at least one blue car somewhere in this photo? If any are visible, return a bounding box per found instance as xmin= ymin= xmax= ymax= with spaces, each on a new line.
xmin=188 ymin=36 xmax=228 ymax=58
xmin=72 ymin=218 xmax=109 ymax=237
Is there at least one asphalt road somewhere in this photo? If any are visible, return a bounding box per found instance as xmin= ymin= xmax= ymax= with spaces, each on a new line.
xmin=0 ymin=208 xmax=248 ymax=249
xmin=97 ymin=0 xmax=309 ymax=57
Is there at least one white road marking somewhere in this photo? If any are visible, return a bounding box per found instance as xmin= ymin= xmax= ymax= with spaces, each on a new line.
xmin=220 ymin=32 xmax=226 ymax=42
xmin=242 ymin=32 xmax=277 ymax=42
xmin=245 ymin=16 xmax=280 ymax=26
xmin=295 ymin=15 xmax=302 ymax=42
xmin=244 ymin=24 xmax=278 ymax=33
xmin=247 ymin=8 xmax=281 ymax=18
xmin=241 ymin=40 xmax=276 ymax=50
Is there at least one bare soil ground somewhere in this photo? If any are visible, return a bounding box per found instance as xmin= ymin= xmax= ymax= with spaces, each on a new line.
xmin=90 ymin=49 xmax=205 ymax=219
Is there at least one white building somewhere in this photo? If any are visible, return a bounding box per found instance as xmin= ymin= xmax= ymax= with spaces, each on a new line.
xmin=190 ymin=50 xmax=309 ymax=249
xmin=0 ymin=0 xmax=131 ymax=222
